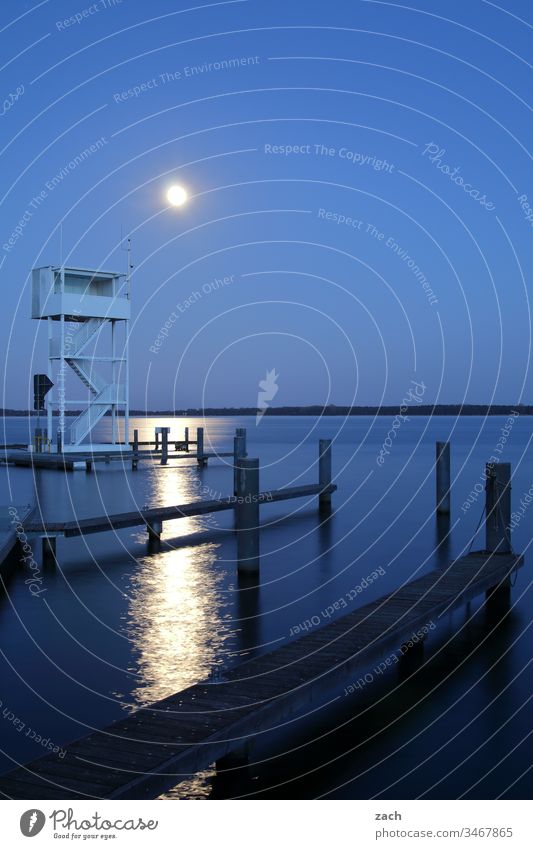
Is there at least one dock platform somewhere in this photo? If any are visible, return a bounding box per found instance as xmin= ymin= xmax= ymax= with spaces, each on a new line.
xmin=0 ymin=549 xmax=523 ymax=799
xmin=0 ymin=449 xmax=233 ymax=470
xmin=0 ymin=504 xmax=34 ymax=574
xmin=25 ymin=483 xmax=336 ymax=538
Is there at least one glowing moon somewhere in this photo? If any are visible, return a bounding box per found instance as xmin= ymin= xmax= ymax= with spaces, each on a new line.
xmin=166 ymin=185 xmax=188 ymax=207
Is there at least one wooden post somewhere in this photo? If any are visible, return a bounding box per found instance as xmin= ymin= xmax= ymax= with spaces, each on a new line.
xmin=132 ymin=429 xmax=139 ymax=470
xmin=216 ymin=742 xmax=251 ymax=782
xmin=154 ymin=428 xmax=160 ymax=452
xmin=184 ymin=426 xmax=189 ymax=453
xmin=161 ymin=428 xmax=168 ymax=465
xmin=485 ymin=462 xmax=511 ymax=554
xmin=436 ymin=441 xmax=451 ymax=515
xmin=42 ymin=535 xmax=56 ymax=566
xmin=398 ymin=634 xmax=425 ymax=677
xmin=197 ymin=427 xmax=207 ymax=466
xmin=236 ymin=427 xmax=247 ymax=452
xmin=146 ymin=519 xmax=162 ymax=541
xmin=319 ymin=439 xmax=332 ymax=508
xmin=233 ymin=432 xmax=247 ymax=496
xmin=236 ymin=458 xmax=260 ymax=575
xmin=85 ymin=459 xmax=92 ymax=472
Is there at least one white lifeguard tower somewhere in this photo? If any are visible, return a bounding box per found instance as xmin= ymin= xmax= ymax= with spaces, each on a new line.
xmin=32 ymin=265 xmax=131 ymax=452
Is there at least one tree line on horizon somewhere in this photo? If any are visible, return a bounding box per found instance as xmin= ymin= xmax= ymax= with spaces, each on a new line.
xmin=1 ymin=404 xmax=529 ymax=417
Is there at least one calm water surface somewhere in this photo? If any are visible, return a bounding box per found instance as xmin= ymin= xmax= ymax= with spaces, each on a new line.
xmin=0 ymin=415 xmax=531 ymax=799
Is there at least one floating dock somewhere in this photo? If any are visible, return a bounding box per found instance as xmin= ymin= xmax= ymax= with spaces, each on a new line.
xmin=0 ymin=549 xmax=522 ymax=799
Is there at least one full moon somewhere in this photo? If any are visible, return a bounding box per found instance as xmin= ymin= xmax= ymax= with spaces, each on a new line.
xmin=167 ymin=185 xmax=188 ymax=207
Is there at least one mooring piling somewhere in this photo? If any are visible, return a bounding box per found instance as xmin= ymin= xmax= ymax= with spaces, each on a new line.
xmin=319 ymin=439 xmax=333 ymax=509
xmin=236 ymin=457 xmax=260 ymax=575
xmin=41 ymin=534 xmax=56 ymax=566
xmin=132 ymin=429 xmax=139 ymax=469
xmin=436 ymin=441 xmax=451 ymax=515
xmin=216 ymin=742 xmax=252 ymax=784
xmin=184 ymin=426 xmax=189 ymax=453
xmin=485 ymin=462 xmax=512 ymax=610
xmin=146 ymin=519 xmax=162 ymax=542
xmin=233 ymin=428 xmax=247 ymax=496
xmin=485 ymin=462 xmax=511 ymax=554
xmin=161 ymin=428 xmax=168 ymax=465
xmin=196 ymin=427 xmax=207 ymax=466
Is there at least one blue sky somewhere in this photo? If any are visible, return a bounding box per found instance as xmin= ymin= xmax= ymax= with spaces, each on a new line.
xmin=1 ymin=0 xmax=532 ymax=409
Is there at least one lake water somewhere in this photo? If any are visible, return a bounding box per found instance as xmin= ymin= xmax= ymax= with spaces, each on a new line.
xmin=0 ymin=415 xmax=531 ymax=799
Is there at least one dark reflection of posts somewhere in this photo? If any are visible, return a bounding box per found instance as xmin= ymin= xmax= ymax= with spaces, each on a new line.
xmin=484 ymin=462 xmax=512 ymax=624
xmin=317 ymin=438 xmax=334 ymax=573
xmin=434 ymin=512 xmax=451 ymax=567
xmin=236 ymin=459 xmax=260 ymax=576
xmin=146 ymin=519 xmax=162 ymax=555
xmin=318 ymin=503 xmax=334 ymax=577
xmin=236 ymin=572 xmax=261 ymax=657
xmin=214 ymin=740 xmax=253 ymax=797
xmin=397 ymin=634 xmax=425 ymax=682
xmin=436 ymin=441 xmax=451 ymax=515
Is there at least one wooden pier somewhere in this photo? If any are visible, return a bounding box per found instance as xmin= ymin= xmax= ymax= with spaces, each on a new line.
xmin=0 ymin=504 xmax=34 ymax=576
xmin=1 ymin=427 xmax=227 ymax=470
xmin=26 ymin=483 xmax=335 ymax=539
xmin=0 ymin=433 xmax=335 ymax=579
xmin=0 ymin=548 xmax=522 ymax=800
xmin=0 ymin=448 xmax=232 ymax=471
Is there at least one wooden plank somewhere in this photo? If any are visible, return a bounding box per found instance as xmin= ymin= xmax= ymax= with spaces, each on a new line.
xmin=0 ymin=550 xmax=522 ymax=799
xmin=24 ymin=484 xmax=337 ymax=537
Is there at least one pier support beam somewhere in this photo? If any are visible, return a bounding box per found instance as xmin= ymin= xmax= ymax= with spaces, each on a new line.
xmin=42 ymin=535 xmax=57 ymax=566
xmin=485 ymin=462 xmax=511 ymax=554
xmin=154 ymin=428 xmax=160 ymax=452
xmin=236 ymin=458 xmax=260 ymax=575
xmin=196 ymin=427 xmax=207 ymax=466
xmin=436 ymin=441 xmax=451 ymax=515
xmin=319 ymin=439 xmax=332 ymax=509
xmin=132 ymin=429 xmax=139 ymax=470
xmin=184 ymin=426 xmax=189 ymax=453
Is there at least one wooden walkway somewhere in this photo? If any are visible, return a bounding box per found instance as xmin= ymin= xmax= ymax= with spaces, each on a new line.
xmin=0 ymin=505 xmax=34 ymax=573
xmin=0 ymin=549 xmax=523 ymax=799
xmin=25 ymin=484 xmax=336 ymax=538
xmin=0 ymin=449 xmax=233 ymax=470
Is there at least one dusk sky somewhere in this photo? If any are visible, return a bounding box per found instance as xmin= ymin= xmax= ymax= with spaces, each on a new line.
xmin=1 ymin=0 xmax=532 ymax=410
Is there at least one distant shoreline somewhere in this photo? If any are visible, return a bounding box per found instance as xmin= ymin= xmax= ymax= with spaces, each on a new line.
xmin=1 ymin=405 xmax=527 ymax=417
